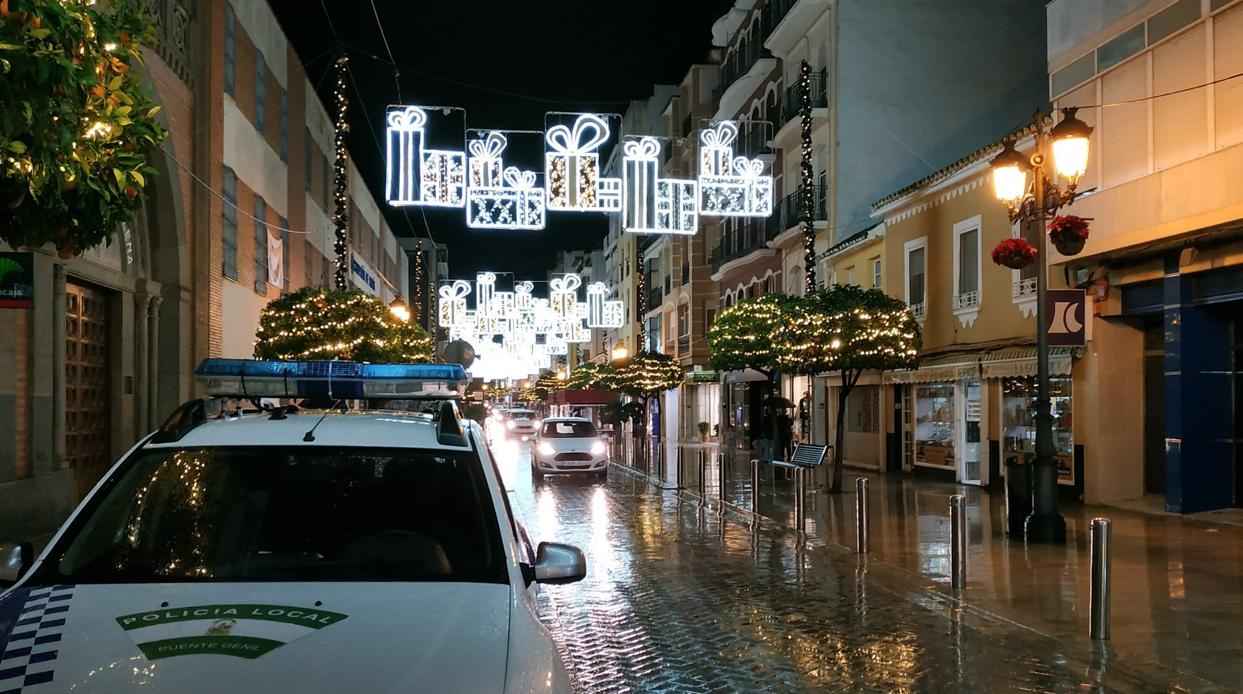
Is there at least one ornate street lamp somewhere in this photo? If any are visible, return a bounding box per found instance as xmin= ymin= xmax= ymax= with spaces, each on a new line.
xmin=388 ymin=296 xmax=411 ymax=323
xmin=989 ymin=107 xmax=1092 ymax=544
xmin=611 ymin=343 xmax=629 ymax=362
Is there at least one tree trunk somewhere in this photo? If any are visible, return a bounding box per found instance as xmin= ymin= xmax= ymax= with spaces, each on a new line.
xmin=830 ymin=369 xmax=862 ymax=493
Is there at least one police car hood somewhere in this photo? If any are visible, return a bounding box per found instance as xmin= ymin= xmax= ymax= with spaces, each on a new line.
xmin=0 ymin=581 xmax=513 ymax=693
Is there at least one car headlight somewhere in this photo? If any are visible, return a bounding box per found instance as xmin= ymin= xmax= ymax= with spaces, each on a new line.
xmin=590 ymin=440 xmax=606 ymax=456
xmin=506 ymin=420 xmax=515 ymax=430
xmin=537 ymin=441 xmax=555 ymax=456
xmin=533 ymin=419 xmax=542 ymax=428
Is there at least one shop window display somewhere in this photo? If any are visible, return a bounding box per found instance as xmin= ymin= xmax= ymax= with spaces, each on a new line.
xmin=1002 ymin=376 xmax=1074 ymax=485
xmin=915 ymin=383 xmax=955 ymax=469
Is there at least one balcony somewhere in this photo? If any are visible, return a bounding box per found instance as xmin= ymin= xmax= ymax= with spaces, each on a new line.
xmin=712 ymin=38 xmax=770 ymax=108
xmin=646 ymin=287 xmax=663 ymax=313
xmin=779 ymin=69 xmax=828 ymax=126
xmin=778 ymin=184 xmax=828 ymax=232
xmin=761 ymin=0 xmax=796 ymax=38
xmin=737 ymin=120 xmax=773 ymax=157
xmin=952 ymin=291 xmax=979 ymax=311
xmin=710 ymin=214 xmax=782 ymax=272
xmin=908 ymin=302 xmax=926 ymax=322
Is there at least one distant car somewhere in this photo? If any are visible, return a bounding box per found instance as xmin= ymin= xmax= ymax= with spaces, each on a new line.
xmin=532 ymin=417 xmax=609 ymax=480
xmin=0 ymin=360 xmax=583 ymax=693
xmin=506 ymin=409 xmax=540 ymax=440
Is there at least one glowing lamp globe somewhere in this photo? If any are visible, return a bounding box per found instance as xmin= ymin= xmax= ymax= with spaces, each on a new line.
xmin=611 ymin=344 xmax=629 ymax=361
xmin=388 ymin=296 xmax=411 ymax=323
xmin=1050 ymin=107 xmax=1092 ymax=187
xmin=990 ymin=139 xmax=1029 ymax=206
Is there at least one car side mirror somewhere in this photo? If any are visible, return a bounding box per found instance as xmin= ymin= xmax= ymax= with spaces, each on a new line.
xmin=0 ymin=543 xmax=33 ymax=588
xmin=527 ymin=542 xmax=586 ymax=585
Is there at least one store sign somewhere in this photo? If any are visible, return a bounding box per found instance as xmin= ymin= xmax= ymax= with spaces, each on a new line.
xmin=0 ymin=252 xmax=34 ymax=309
xmin=1046 ymin=289 xmax=1086 ymax=347
xmin=685 ymin=370 xmax=719 ymax=383
xmin=351 ymin=257 xmax=376 ymax=292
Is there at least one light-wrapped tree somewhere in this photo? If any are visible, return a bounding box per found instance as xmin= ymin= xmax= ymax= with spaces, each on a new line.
xmin=778 ymin=285 xmax=921 ymax=492
xmin=706 ymin=293 xmax=799 ymax=454
xmin=253 ymin=287 xmax=435 ymax=363
xmin=1 ymin=0 xmax=167 ymax=256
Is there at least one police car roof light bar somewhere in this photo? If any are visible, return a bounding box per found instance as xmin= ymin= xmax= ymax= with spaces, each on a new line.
xmin=194 ymin=359 xmax=470 ymax=400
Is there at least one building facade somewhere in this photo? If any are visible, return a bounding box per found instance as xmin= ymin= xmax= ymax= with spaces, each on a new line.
xmin=0 ymin=0 xmax=410 ymax=544
xmin=1044 ymin=0 xmax=1243 ymax=512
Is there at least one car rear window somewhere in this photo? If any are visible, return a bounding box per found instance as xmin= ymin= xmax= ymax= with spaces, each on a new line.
xmin=39 ymin=446 xmax=507 ymax=585
xmin=541 ymin=421 xmax=597 ymax=438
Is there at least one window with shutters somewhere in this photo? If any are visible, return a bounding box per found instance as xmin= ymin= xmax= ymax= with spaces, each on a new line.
xmin=904 ymin=237 xmax=926 ymax=321
xmin=304 ymin=129 xmax=313 ymax=191
xmin=280 ymin=219 xmax=290 ymax=292
xmin=254 ymin=197 xmax=269 ymax=294
xmin=280 ymin=89 xmax=289 ymax=161
xmin=223 ymin=4 xmax=235 ymax=96
xmin=953 ymin=217 xmax=981 ymax=326
xmin=222 ymin=167 xmax=238 ymax=280
xmin=255 ymin=51 xmax=266 ymax=132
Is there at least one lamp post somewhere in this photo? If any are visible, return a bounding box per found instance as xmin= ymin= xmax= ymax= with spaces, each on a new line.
xmin=612 ymin=343 xmax=629 ymax=362
xmin=388 ymin=295 xmax=411 ymax=323
xmin=990 ymin=108 xmax=1092 ymax=544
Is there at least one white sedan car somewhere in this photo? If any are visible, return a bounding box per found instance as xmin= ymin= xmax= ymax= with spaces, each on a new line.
xmin=532 ymin=418 xmax=609 ymax=480
xmin=0 ymin=360 xmax=582 ymax=693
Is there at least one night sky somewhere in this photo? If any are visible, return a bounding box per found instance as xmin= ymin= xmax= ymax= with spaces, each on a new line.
xmin=269 ymin=0 xmax=733 ymax=279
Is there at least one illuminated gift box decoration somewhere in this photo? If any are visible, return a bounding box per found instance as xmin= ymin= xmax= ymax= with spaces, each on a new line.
xmin=468 ymin=132 xmax=507 ymax=187
xmin=623 ymin=136 xmax=699 ymax=235
xmin=549 ymin=273 xmax=581 ymax=319
xmin=385 ymin=106 xmax=466 ymax=208
xmin=698 ymin=121 xmax=773 ymax=217
xmin=438 ymin=280 xmax=471 ymax=327
xmin=545 ymin=115 xmax=611 ymax=211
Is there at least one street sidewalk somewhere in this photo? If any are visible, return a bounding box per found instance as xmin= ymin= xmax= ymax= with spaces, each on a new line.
xmin=615 ymin=442 xmax=1243 ymax=691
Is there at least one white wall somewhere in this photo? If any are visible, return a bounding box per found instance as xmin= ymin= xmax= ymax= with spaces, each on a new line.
xmin=223 ymin=97 xmax=288 ymax=216
xmin=220 ymin=282 xmax=269 ymax=359
xmin=232 ymin=0 xmax=289 ymax=87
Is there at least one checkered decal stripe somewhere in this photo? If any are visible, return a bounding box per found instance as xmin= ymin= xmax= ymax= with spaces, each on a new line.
xmin=0 ymin=586 xmax=74 ymax=694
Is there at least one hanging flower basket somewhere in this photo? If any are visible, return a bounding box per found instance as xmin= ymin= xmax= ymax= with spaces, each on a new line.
xmin=1048 ymin=215 xmax=1091 ymax=256
xmin=991 ymin=238 xmax=1038 ymax=270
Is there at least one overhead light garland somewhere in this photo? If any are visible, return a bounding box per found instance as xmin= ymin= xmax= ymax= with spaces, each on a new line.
xmin=799 ymin=59 xmax=816 ymax=294
xmin=331 ymin=54 xmax=350 ymax=290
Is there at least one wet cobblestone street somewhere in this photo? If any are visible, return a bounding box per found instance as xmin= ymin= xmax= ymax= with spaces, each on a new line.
xmin=496 ymin=443 xmax=1207 ymax=693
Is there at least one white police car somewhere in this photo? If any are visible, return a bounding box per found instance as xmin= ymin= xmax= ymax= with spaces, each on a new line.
xmin=0 ymin=360 xmax=583 ymax=693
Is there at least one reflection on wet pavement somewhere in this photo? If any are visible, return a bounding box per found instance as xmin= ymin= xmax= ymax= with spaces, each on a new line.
xmin=492 ymin=439 xmax=1199 ymax=692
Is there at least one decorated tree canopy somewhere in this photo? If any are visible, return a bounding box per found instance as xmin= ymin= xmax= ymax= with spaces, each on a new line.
xmin=777 ymin=285 xmax=921 ymax=376
xmin=567 ymin=361 xmax=615 ymax=391
xmin=612 ymin=351 xmax=682 ymax=400
xmin=706 ymin=293 xmax=799 ymax=376
xmin=1 ymin=0 xmax=168 ymax=256
xmin=530 ymin=371 xmax=567 ymax=401
xmin=253 ymin=287 xmax=435 ymax=363
xmin=778 ymin=284 xmax=921 ymax=492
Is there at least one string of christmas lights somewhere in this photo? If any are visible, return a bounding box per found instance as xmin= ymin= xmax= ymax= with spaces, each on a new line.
xmin=253 ymin=287 xmax=434 ymax=363
xmin=332 ymin=54 xmax=351 ymax=290
xmin=799 ymin=60 xmax=816 ymax=294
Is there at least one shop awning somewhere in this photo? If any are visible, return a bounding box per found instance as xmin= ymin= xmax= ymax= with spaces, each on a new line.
xmin=883 ymin=347 xmax=1075 ymax=384
xmin=724 ymin=368 xmax=770 ymax=383
xmin=548 ymin=389 xmax=617 ymax=406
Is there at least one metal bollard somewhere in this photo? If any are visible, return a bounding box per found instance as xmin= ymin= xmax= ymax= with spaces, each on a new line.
xmin=718 ymin=453 xmax=728 ymax=513
xmin=793 ymin=467 xmax=807 ymax=536
xmin=697 ymin=451 xmax=707 ymax=501
xmin=950 ymin=494 xmax=967 ymax=589
xmin=750 ymin=459 xmax=761 ymax=515
xmin=856 ymin=477 xmax=870 ymax=554
xmin=1090 ymin=517 xmax=1112 ymax=640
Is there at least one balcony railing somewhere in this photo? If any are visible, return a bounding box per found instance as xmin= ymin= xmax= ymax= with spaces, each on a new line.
xmin=952 ymin=291 xmax=980 ymax=311
xmin=1012 ymin=278 xmax=1037 ymax=300
xmin=761 ymin=0 xmax=796 ymax=37
xmin=909 ymin=302 xmax=926 ymax=321
xmin=710 ymin=214 xmax=783 ymax=271
xmin=779 ymin=69 xmax=829 ymax=126
xmin=778 ymin=184 xmax=828 ymax=231
xmin=713 ymin=38 xmax=769 ymax=106
xmin=647 ymin=287 xmax=663 ymax=312
xmin=738 ymin=121 xmax=772 ymax=156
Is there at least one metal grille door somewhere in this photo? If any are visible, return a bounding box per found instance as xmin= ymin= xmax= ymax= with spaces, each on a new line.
xmin=65 ymin=281 xmax=111 ymax=498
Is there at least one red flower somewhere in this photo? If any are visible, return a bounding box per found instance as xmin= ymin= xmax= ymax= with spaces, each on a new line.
xmin=991 ymin=238 xmax=1038 ymax=269
xmin=1048 ymin=215 xmax=1091 ymax=243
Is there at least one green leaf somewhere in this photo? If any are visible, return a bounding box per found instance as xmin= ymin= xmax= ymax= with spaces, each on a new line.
xmin=112 ymin=168 xmax=126 ymax=188
xmin=7 ymin=141 xmax=26 ymax=154
xmin=108 ymin=76 xmax=123 ymax=90
xmin=29 ymin=29 xmax=52 ymax=40
xmin=130 ymin=170 xmax=144 ymax=187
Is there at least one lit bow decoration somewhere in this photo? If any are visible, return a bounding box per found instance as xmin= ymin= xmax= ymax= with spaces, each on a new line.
xmin=623 ymin=137 xmax=661 ymax=160
xmin=386 ymin=106 xmax=427 ymax=132
xmin=545 ymin=114 xmax=610 ymax=155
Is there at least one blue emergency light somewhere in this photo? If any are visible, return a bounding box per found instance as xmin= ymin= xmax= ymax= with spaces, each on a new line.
xmin=194 ymin=359 xmax=469 ymax=400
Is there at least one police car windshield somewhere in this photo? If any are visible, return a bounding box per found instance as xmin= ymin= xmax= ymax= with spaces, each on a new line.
xmin=41 ymin=447 xmax=507 ymax=585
